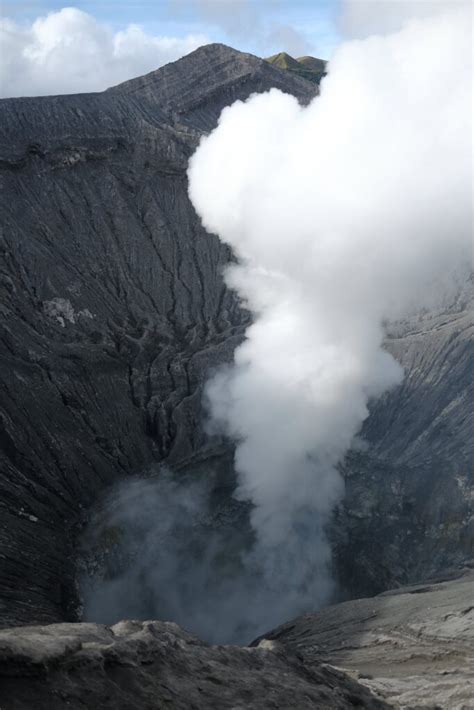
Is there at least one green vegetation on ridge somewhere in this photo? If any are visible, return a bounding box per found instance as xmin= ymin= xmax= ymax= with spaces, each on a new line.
xmin=265 ymin=51 xmax=327 ymax=85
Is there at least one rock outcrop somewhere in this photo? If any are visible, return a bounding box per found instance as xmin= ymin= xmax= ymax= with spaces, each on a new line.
xmin=0 ymin=620 xmax=389 ymax=709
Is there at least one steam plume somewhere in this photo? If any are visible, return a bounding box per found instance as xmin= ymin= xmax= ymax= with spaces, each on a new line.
xmin=188 ymin=3 xmax=471 ymax=629
xmin=82 ymin=3 xmax=471 ymax=645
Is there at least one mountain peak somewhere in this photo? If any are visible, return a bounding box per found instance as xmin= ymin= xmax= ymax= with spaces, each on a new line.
xmin=265 ymin=52 xmax=302 ymax=71
xmin=265 ymin=52 xmax=327 ymax=85
xmin=108 ymin=43 xmax=317 ymax=131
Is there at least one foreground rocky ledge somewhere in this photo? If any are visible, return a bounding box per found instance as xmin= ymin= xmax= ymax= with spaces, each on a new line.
xmin=1 ymin=571 xmax=472 ymax=709
xmin=0 ymin=620 xmax=387 ymax=709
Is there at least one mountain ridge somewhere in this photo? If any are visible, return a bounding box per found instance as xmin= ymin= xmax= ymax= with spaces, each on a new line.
xmin=266 ymin=50 xmax=327 ymax=84
xmin=107 ymin=43 xmax=319 ymax=130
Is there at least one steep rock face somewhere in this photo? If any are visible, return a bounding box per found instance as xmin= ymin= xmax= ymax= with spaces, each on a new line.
xmin=332 ymin=288 xmax=473 ymax=597
xmin=256 ymin=568 xmax=474 ymax=709
xmin=0 ymin=45 xmax=316 ymax=628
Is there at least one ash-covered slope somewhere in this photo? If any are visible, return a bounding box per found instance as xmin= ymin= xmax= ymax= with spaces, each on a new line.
xmin=0 ymin=44 xmax=316 ymax=628
xmin=256 ymin=567 xmax=474 ymax=709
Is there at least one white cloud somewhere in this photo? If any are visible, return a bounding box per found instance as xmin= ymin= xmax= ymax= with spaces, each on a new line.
xmin=340 ymin=0 xmax=469 ymax=38
xmin=0 ymin=7 xmax=208 ymax=98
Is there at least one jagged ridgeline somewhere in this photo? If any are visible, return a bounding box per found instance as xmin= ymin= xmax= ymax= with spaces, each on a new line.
xmin=265 ymin=52 xmax=327 ymax=84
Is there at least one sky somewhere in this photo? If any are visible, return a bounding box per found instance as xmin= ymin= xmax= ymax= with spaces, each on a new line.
xmin=1 ymin=0 xmax=341 ymax=53
xmin=0 ymin=0 xmax=342 ymax=97
xmin=0 ymin=1 xmax=463 ymax=98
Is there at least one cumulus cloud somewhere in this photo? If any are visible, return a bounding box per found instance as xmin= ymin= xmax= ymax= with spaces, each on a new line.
xmin=0 ymin=7 xmax=208 ymax=98
xmin=188 ymin=2 xmax=471 ymax=632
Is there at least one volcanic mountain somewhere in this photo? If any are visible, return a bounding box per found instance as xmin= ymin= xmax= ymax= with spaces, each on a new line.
xmin=0 ymin=41 xmax=471 ymax=654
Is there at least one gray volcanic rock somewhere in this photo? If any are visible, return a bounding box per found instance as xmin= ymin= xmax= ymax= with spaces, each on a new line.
xmin=255 ymin=568 xmax=474 ymax=709
xmin=0 ymin=619 xmax=389 ymax=709
xmin=107 ymin=43 xmax=318 ymax=131
xmin=0 ymin=44 xmax=316 ymax=628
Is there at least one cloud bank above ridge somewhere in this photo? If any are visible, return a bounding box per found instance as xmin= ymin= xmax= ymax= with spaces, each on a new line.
xmin=0 ymin=7 xmax=208 ymax=98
